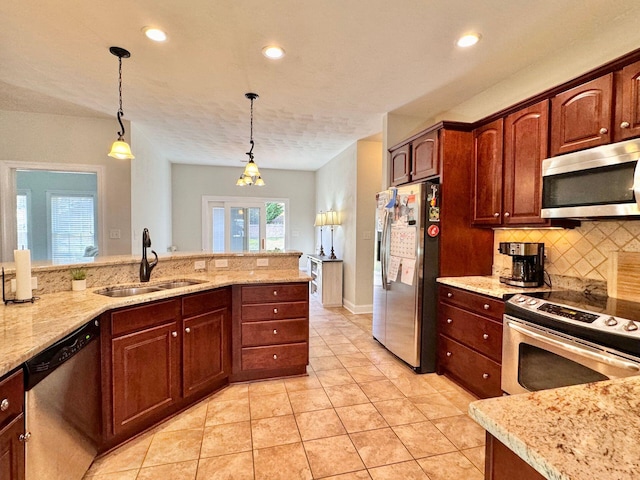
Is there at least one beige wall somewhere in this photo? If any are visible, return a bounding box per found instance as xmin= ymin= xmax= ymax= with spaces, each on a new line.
xmin=130 ymin=125 xmax=172 ymax=255
xmin=0 ymin=110 xmax=132 ymax=258
xmin=171 ymin=164 xmax=315 ymax=269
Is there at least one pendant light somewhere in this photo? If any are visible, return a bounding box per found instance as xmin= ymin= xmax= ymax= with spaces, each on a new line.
xmin=236 ymin=92 xmax=265 ymax=186
xmin=108 ymin=46 xmax=135 ymax=160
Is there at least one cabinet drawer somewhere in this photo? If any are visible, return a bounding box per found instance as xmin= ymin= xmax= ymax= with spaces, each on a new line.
xmin=0 ymin=370 xmax=23 ymax=429
xmin=241 ymin=301 xmax=308 ymax=322
xmin=438 ymin=335 xmax=502 ymax=399
xmin=439 ymin=286 xmax=504 ymax=321
xmin=439 ymin=304 xmax=503 ymax=362
xmin=182 ymin=287 xmax=230 ymax=318
xmin=242 ymin=319 xmax=308 ymax=347
xmin=111 ymin=299 xmax=180 ymax=337
xmin=241 ymin=283 xmax=308 ymax=304
xmin=241 ymin=343 xmax=308 ymax=371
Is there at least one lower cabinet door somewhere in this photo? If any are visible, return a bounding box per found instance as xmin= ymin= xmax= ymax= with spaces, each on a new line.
xmin=438 ymin=335 xmax=502 ymax=398
xmin=486 ymin=433 xmax=545 ymax=480
xmin=112 ymin=322 xmax=180 ymax=436
xmin=0 ymin=414 xmax=25 ymax=480
xmin=183 ymin=308 xmax=230 ymax=398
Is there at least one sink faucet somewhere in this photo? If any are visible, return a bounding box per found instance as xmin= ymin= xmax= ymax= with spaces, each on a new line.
xmin=140 ymin=228 xmax=158 ymax=282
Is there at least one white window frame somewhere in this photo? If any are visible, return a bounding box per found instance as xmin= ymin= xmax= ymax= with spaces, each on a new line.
xmin=0 ymin=161 xmax=105 ymax=262
xmin=46 ymin=190 xmax=98 ymax=262
xmin=201 ymin=196 xmax=290 ymax=252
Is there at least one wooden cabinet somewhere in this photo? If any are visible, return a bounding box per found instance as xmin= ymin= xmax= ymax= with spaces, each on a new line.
xmin=471 ymin=119 xmax=504 ymax=226
xmin=232 ymin=283 xmax=309 ymax=382
xmin=308 ymin=255 xmax=343 ymax=307
xmin=0 ymin=370 xmax=25 ymax=480
xmin=485 ymin=433 xmax=544 ymax=480
xmin=437 ymin=286 xmax=504 ymax=398
xmin=616 ymin=60 xmax=640 ymax=141
xmin=551 ymin=74 xmax=614 ymax=155
xmin=389 ymin=131 xmax=439 ymax=186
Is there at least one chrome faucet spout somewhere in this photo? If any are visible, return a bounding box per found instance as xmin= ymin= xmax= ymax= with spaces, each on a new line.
xmin=140 ymin=228 xmax=158 ymax=282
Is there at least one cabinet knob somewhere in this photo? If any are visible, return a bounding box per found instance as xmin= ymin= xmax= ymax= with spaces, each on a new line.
xmin=19 ymin=432 xmax=31 ymax=443
xmin=484 ymin=304 xmax=490 ymax=310
xmin=273 ymin=329 xmax=278 ymax=335
xmin=273 ymin=308 xmax=278 ymax=314
xmin=172 ymin=331 xmax=177 ymax=338
xmin=185 ymin=327 xmax=191 ymax=334
xmin=447 ymin=318 xmax=453 ymax=324
xmin=273 ymin=354 xmax=278 ymax=360
xmin=446 ymin=351 xmax=452 ymax=357
xmin=504 ymin=212 xmax=510 ymax=217
xmin=483 ymin=333 xmax=489 ymax=340
xmin=482 ymin=373 xmax=490 ymax=379
xmin=0 ymin=398 xmax=8 ymax=411
xmin=447 ymin=292 xmax=453 ymax=298
xmin=273 ymin=290 xmax=278 ymax=296
xmin=493 ymin=212 xmax=500 ymax=217
xmin=621 ymin=121 xmax=631 ymax=129
xmin=599 ymin=127 xmax=608 ymax=135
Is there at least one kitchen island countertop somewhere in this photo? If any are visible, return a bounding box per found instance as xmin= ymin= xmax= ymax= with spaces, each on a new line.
xmin=0 ymin=269 xmax=310 ymax=377
xmin=469 ymin=376 xmax=640 ymax=480
xmin=437 ymin=275 xmax=551 ymax=299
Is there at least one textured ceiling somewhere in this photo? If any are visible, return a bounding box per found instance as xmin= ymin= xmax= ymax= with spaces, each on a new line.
xmin=1 ymin=0 xmax=640 ymax=171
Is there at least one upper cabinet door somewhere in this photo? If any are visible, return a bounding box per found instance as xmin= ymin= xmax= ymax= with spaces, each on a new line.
xmin=550 ymin=74 xmax=613 ymax=156
xmin=503 ymin=100 xmax=549 ymax=226
xmin=411 ymin=131 xmax=439 ymax=180
xmin=390 ymin=145 xmax=411 ymax=186
xmin=616 ymin=60 xmax=640 ymax=141
xmin=472 ymin=119 xmax=504 ymax=226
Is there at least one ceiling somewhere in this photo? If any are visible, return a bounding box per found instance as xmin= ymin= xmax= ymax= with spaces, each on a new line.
xmin=1 ymin=0 xmax=640 ymax=171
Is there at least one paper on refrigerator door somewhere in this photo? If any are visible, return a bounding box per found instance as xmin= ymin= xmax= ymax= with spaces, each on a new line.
xmin=390 ymin=226 xmax=416 ymax=259
xmin=401 ymin=258 xmax=416 ymax=285
xmin=388 ymin=256 xmax=401 ymax=281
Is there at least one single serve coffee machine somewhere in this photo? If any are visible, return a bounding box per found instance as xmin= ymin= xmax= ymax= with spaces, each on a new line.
xmin=498 ymin=242 xmax=545 ymax=287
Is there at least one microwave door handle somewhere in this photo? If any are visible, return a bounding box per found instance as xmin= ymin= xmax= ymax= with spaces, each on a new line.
xmin=506 ymin=320 xmax=640 ymax=372
xmin=634 ymin=159 xmax=640 ymax=209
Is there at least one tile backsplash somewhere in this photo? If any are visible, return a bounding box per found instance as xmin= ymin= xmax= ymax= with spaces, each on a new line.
xmin=493 ymin=220 xmax=640 ymax=283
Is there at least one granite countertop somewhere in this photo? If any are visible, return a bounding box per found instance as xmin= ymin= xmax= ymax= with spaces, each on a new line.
xmin=0 ymin=269 xmax=310 ymax=377
xmin=469 ymin=377 xmax=640 ymax=480
xmin=437 ymin=275 xmax=551 ymax=299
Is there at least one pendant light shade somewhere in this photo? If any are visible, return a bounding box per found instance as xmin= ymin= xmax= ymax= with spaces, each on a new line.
xmin=108 ymin=46 xmax=135 ymax=160
xmin=236 ymin=92 xmax=264 ymax=186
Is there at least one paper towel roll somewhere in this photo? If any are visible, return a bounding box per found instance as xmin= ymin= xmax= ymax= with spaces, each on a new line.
xmin=14 ymin=249 xmax=32 ymax=300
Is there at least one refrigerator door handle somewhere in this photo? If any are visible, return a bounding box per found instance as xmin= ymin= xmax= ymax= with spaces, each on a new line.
xmin=381 ymin=210 xmax=390 ymax=290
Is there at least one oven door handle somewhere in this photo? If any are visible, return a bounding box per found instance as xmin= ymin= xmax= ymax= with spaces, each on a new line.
xmin=506 ymin=320 xmax=640 ymax=372
xmin=634 ymin=159 xmax=640 ymax=209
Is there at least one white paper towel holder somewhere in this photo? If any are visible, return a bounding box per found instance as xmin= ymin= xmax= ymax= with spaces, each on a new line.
xmin=2 ymin=267 xmax=38 ymax=305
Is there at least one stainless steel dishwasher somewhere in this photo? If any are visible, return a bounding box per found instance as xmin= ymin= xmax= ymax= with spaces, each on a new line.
xmin=24 ymin=319 xmax=101 ymax=480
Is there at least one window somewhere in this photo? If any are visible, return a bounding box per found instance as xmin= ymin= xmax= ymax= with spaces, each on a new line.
xmin=48 ymin=192 xmax=97 ymax=263
xmin=202 ymin=196 xmax=288 ymax=252
xmin=16 ymin=191 xmax=31 ymax=250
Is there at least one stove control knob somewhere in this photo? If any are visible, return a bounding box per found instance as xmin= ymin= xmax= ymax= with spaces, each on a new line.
xmin=605 ymin=317 xmax=618 ymax=327
xmin=623 ymin=321 xmax=638 ymax=332
xmin=527 ymin=299 xmax=539 ymax=306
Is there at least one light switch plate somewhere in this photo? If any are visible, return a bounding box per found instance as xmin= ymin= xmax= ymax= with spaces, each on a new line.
xmin=194 ymin=260 xmax=206 ymax=270
xmin=109 ymin=229 xmax=121 ymax=239
xmin=257 ymin=258 xmax=269 ymax=267
xmin=214 ymin=259 xmax=228 ymax=268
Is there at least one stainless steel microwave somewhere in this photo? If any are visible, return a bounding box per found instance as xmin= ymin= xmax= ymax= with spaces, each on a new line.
xmin=541 ymin=138 xmax=640 ymax=218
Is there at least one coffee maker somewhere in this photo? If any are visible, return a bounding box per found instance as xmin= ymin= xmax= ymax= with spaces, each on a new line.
xmin=498 ymin=242 xmax=545 ymax=287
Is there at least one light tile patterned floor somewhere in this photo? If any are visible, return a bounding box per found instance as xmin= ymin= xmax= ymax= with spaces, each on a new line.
xmin=84 ymin=298 xmax=485 ymax=480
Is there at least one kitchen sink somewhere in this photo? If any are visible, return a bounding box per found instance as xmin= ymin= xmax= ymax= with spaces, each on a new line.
xmin=96 ymin=286 xmax=163 ymax=297
xmin=155 ymin=279 xmax=205 ymax=289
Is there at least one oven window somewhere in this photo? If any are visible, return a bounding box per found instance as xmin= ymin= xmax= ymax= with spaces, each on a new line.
xmin=518 ymin=344 xmax=608 ymax=391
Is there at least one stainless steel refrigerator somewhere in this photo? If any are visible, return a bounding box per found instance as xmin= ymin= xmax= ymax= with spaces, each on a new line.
xmin=373 ymin=181 xmax=440 ymax=373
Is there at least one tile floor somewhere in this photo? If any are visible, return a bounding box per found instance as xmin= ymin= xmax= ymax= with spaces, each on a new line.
xmin=84 ymin=298 xmax=486 ymax=480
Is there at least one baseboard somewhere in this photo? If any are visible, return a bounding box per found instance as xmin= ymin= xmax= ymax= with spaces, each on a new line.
xmin=342 ymin=300 xmax=373 ymax=314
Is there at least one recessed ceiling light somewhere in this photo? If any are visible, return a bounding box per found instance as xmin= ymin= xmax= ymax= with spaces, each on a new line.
xmin=143 ymin=27 xmax=167 ymax=42
xmin=456 ymin=33 xmax=481 ymax=48
xmin=262 ymin=45 xmax=285 ymax=59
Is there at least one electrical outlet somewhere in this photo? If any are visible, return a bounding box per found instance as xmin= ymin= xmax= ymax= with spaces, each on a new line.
xmin=10 ymin=279 xmax=15 ymax=292
xmin=109 ymin=229 xmax=121 ymax=239
xmin=363 ymin=231 xmax=372 ymax=240
xmin=194 ymin=260 xmax=206 ymax=270
xmin=214 ymin=259 xmax=228 ymax=268
xmin=256 ymin=258 xmax=269 ymax=267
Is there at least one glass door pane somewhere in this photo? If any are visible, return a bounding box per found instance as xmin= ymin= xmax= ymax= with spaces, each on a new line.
xmin=265 ymin=202 xmax=285 ymax=251
xmin=211 ymin=206 xmax=225 ymax=252
xmin=230 ymin=206 xmax=263 ymax=252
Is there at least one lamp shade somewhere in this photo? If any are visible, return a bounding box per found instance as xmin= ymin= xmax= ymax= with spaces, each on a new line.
xmin=324 ymin=210 xmax=339 ymax=226
xmin=314 ymin=212 xmax=325 ymax=227
xmin=108 ymin=140 xmax=135 ymax=160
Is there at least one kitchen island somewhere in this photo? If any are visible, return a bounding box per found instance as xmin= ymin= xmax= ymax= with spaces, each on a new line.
xmin=469 ymin=376 xmax=640 ymax=480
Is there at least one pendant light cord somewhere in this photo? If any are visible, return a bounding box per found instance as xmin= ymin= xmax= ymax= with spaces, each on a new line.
xmin=116 ymin=56 xmax=125 ymax=138
xmin=247 ymin=96 xmax=255 ymax=158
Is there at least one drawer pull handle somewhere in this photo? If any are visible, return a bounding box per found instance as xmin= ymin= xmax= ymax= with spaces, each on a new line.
xmin=599 ymin=127 xmax=608 ymax=135
xmin=483 ymin=304 xmax=490 ymax=310
xmin=0 ymin=398 xmax=8 ymax=411
xmin=273 ymin=354 xmax=278 ymax=360
xmin=447 ymin=318 xmax=453 ymax=324
xmin=621 ymin=121 xmax=631 ymax=129
xmin=447 ymin=292 xmax=453 ymax=298
xmin=274 ymin=308 xmax=278 ymax=314
xmin=446 ymin=351 xmax=452 ymax=357
xmin=273 ymin=290 xmax=278 ymax=296
xmin=171 ymin=331 xmax=177 ymax=338
xmin=185 ymin=327 xmax=191 ymax=334
xmin=483 ymin=333 xmax=489 ymax=340
xmin=19 ymin=432 xmax=31 ymax=443
xmin=482 ymin=373 xmax=490 ymax=379
xmin=273 ymin=329 xmax=278 ymax=335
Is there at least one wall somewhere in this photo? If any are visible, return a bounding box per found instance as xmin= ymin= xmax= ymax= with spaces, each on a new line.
xmin=130 ymin=124 xmax=172 ymax=255
xmin=0 ymin=110 xmax=132 ymax=257
xmin=171 ymin=164 xmax=315 ymax=268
